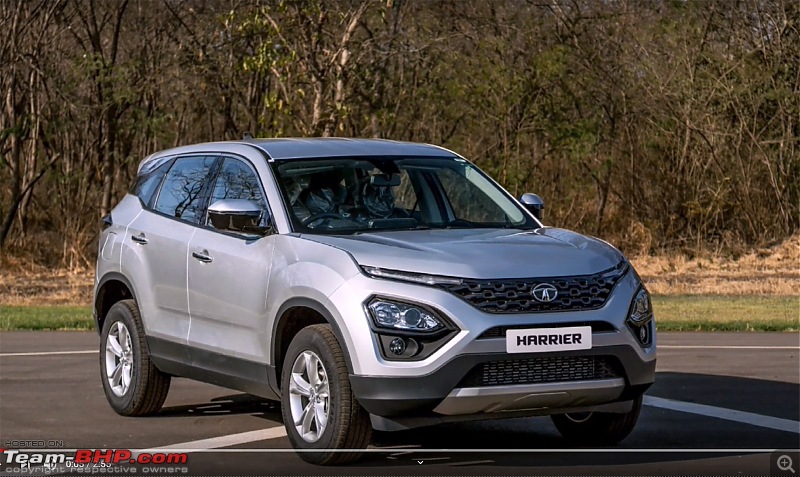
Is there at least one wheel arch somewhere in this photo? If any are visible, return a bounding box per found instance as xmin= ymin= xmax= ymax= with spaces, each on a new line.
xmin=94 ymin=272 xmax=138 ymax=335
xmin=271 ymin=297 xmax=355 ymax=391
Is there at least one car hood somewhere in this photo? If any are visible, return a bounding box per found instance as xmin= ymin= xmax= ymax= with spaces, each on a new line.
xmin=301 ymin=228 xmax=624 ymax=279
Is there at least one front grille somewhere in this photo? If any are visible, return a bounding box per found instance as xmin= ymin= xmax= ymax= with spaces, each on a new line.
xmin=441 ymin=262 xmax=628 ymax=314
xmin=458 ymin=356 xmax=622 ymax=388
xmin=477 ymin=321 xmax=617 ymax=339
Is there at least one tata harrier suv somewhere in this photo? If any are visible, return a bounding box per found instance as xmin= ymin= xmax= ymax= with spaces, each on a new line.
xmin=94 ymin=138 xmax=655 ymax=464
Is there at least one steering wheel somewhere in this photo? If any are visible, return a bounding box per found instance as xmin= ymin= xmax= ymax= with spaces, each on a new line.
xmin=302 ymin=213 xmax=342 ymax=227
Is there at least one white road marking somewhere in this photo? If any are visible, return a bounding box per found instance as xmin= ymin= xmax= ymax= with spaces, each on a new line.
xmin=389 ymin=451 xmax=418 ymax=456
xmin=144 ymin=426 xmax=287 ymax=453
xmin=0 ymin=350 xmax=98 ymax=357
xmin=659 ymin=345 xmax=799 ymax=350
xmin=644 ymin=396 xmax=800 ymax=434
xmin=451 ymin=459 xmax=495 ymax=466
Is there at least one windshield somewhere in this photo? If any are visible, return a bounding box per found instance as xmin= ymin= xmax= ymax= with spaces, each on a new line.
xmin=272 ymin=156 xmax=539 ymax=234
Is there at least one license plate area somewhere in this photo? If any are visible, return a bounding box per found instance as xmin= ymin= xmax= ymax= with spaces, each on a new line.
xmin=506 ymin=326 xmax=592 ymax=353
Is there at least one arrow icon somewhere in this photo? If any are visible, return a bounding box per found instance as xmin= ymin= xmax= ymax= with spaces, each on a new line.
xmin=417 ymin=460 xmax=424 ymax=464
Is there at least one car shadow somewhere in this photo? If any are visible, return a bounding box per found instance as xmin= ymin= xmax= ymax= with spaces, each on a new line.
xmin=156 ymin=393 xmax=281 ymax=420
xmin=150 ymin=372 xmax=799 ymax=471
xmin=359 ymin=372 xmax=799 ymax=469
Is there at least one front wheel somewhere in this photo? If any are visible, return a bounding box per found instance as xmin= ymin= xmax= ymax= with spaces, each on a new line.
xmin=280 ymin=324 xmax=372 ymax=465
xmin=551 ymin=396 xmax=643 ymax=445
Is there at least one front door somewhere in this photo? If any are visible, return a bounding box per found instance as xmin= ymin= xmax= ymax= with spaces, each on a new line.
xmin=187 ymin=156 xmax=275 ymax=369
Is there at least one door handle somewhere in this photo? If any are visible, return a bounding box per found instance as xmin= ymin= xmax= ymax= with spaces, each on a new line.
xmin=131 ymin=234 xmax=148 ymax=245
xmin=192 ymin=250 xmax=213 ymax=263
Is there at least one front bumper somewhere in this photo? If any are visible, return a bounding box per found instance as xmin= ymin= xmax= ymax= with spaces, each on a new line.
xmin=332 ymin=260 xmax=656 ymax=428
xmin=349 ymin=344 xmax=655 ymax=418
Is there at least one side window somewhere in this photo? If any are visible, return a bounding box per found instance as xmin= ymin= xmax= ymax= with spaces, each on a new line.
xmin=131 ymin=158 xmax=173 ymax=207
xmin=208 ymin=158 xmax=269 ymax=226
xmin=153 ymin=156 xmax=217 ymax=224
xmin=435 ymin=168 xmax=506 ymax=223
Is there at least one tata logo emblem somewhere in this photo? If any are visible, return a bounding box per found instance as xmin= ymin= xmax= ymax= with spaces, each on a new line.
xmin=532 ymin=283 xmax=558 ymax=303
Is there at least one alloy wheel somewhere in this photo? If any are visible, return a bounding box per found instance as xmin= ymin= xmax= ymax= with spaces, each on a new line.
xmin=105 ymin=321 xmax=134 ymax=397
xmin=288 ymin=351 xmax=330 ymax=443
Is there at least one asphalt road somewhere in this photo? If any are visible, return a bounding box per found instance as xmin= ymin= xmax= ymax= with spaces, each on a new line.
xmin=0 ymin=331 xmax=798 ymax=476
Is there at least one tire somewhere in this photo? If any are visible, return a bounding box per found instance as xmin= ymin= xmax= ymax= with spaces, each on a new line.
xmin=551 ymin=396 xmax=643 ymax=445
xmin=280 ymin=324 xmax=372 ymax=465
xmin=100 ymin=299 xmax=170 ymax=416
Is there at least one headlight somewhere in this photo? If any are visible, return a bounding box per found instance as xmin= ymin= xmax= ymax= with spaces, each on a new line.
xmin=626 ymin=286 xmax=654 ymax=347
xmin=366 ymin=297 xmax=458 ymax=361
xmin=628 ymin=287 xmax=653 ymax=324
xmin=368 ymin=299 xmax=444 ymax=332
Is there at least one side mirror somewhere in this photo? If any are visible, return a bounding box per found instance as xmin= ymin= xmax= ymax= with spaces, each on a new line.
xmin=207 ymin=199 xmax=271 ymax=235
xmin=520 ymin=193 xmax=544 ymax=220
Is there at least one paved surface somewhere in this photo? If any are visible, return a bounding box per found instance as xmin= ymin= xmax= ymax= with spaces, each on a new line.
xmin=0 ymin=331 xmax=798 ymax=476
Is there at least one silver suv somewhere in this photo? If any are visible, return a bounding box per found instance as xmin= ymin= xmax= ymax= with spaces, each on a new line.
xmin=94 ymin=138 xmax=655 ymax=464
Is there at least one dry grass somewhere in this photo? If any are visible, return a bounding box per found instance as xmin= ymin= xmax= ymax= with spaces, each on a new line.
xmin=0 ymin=255 xmax=93 ymax=306
xmin=0 ymin=234 xmax=797 ymax=307
xmin=631 ymin=233 xmax=799 ymax=296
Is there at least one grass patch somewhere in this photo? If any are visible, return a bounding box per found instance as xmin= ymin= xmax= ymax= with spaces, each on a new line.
xmin=653 ymin=295 xmax=799 ymax=331
xmin=0 ymin=296 xmax=798 ymax=332
xmin=0 ymin=306 xmax=93 ymax=331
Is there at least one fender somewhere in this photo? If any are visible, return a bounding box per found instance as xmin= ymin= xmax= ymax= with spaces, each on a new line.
xmin=269 ymin=296 xmax=355 ymax=395
xmin=93 ymin=271 xmax=138 ymax=334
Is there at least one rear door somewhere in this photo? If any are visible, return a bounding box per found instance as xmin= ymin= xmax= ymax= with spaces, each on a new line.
xmin=125 ymin=155 xmax=218 ymax=357
xmin=187 ymin=155 xmax=275 ymax=367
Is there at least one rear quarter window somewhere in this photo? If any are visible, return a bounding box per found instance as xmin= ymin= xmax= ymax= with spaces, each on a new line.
xmin=131 ymin=158 xmax=173 ymax=208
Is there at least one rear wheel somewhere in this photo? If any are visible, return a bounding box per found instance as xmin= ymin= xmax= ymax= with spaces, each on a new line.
xmin=280 ymin=324 xmax=372 ymax=465
xmin=551 ymin=396 xmax=643 ymax=445
xmin=100 ymin=299 xmax=170 ymax=416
